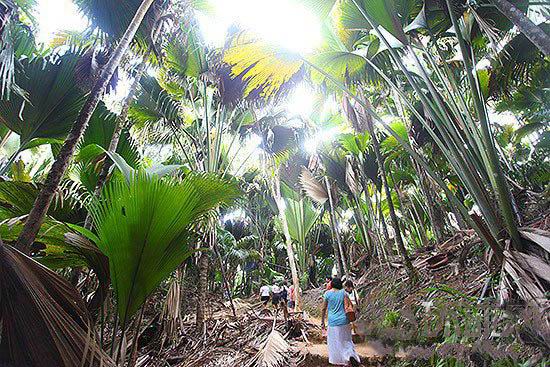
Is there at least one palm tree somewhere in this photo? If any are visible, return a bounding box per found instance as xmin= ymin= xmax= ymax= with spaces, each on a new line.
xmin=360 ymin=100 xmax=416 ymax=279
xmin=86 ymin=172 xmax=239 ymax=337
xmin=15 ymin=0 xmax=157 ymax=254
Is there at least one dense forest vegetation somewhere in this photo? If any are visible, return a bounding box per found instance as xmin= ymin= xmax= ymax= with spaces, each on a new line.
xmin=0 ymin=0 xmax=548 ymax=366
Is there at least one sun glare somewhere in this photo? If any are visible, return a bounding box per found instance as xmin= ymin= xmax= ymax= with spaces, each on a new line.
xmin=285 ymin=84 xmax=315 ymax=118
xmin=36 ymin=0 xmax=87 ymax=43
xmin=303 ymin=126 xmax=340 ymax=155
xmin=196 ymin=0 xmax=322 ymax=53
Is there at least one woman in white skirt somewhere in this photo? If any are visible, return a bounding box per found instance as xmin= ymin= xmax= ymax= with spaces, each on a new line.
xmin=321 ymin=278 xmax=360 ymax=366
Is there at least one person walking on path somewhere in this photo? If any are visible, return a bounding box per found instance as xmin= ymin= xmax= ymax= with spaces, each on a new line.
xmin=259 ymin=284 xmax=271 ymax=308
xmin=321 ymin=277 xmax=360 ymax=366
xmin=288 ymin=284 xmax=295 ymax=311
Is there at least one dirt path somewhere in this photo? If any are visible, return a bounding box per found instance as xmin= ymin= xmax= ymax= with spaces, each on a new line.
xmin=298 ymin=339 xmax=392 ymax=359
xmin=299 ymin=316 xmax=395 ymax=366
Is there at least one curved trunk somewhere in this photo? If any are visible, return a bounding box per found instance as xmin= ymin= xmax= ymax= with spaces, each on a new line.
xmin=15 ymin=0 xmax=157 ymax=253
xmin=489 ymin=0 xmax=550 ymax=56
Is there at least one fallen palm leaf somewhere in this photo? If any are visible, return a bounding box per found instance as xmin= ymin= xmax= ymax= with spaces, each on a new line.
xmin=248 ymin=329 xmax=290 ymax=367
xmin=0 ymin=239 xmax=114 ymax=366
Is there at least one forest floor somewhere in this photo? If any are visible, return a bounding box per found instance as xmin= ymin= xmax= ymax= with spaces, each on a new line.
xmin=300 ymin=214 xmax=550 ymax=366
xmin=134 ymin=215 xmax=549 ymax=366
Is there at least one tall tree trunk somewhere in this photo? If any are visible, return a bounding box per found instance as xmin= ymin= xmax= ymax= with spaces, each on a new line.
xmin=489 ymin=0 xmax=550 ymax=56
xmin=378 ymin=195 xmax=391 ymax=249
xmin=366 ymin=120 xmax=416 ymax=279
xmin=212 ymin=231 xmax=236 ymax=317
xmin=325 ymin=177 xmax=348 ymax=277
xmin=195 ymin=250 xmax=209 ymax=330
xmin=412 ymin=159 xmax=448 ymax=243
xmin=15 ymin=0 xmax=157 ymax=253
xmin=272 ymin=173 xmax=302 ymax=311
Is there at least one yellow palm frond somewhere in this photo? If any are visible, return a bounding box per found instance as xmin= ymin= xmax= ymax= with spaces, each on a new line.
xmin=223 ymin=33 xmax=304 ymax=101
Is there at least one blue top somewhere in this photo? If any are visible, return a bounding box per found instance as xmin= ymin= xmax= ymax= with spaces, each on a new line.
xmin=324 ymin=289 xmax=348 ymax=327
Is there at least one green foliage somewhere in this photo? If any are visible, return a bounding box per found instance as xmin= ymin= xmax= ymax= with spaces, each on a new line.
xmin=87 ymin=172 xmax=241 ymax=323
xmin=0 ymin=50 xmax=87 ymax=148
xmin=284 ymin=197 xmax=319 ymax=247
xmin=0 ymin=180 xmax=86 ymax=223
xmin=382 ymin=309 xmax=400 ymax=327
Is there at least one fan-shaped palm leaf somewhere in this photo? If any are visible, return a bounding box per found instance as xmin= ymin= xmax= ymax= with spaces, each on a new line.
xmin=300 ymin=167 xmax=328 ymax=204
xmin=488 ymin=23 xmax=549 ymax=99
xmin=222 ymin=33 xmax=304 ymax=102
xmin=284 ymin=197 xmax=320 ymax=249
xmin=87 ymin=172 xmax=240 ymax=325
xmin=128 ymin=75 xmax=182 ymax=131
xmin=0 ymin=50 xmax=87 ymax=151
xmin=73 ymin=103 xmax=140 ymax=191
xmin=248 ymin=329 xmax=290 ymax=367
xmin=0 ymin=0 xmax=36 ymax=99
xmin=338 ymin=0 xmax=409 ymax=44
xmin=0 ymin=180 xmax=86 ymax=223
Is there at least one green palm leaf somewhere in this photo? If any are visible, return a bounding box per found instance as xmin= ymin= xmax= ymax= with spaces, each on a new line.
xmin=88 ymin=172 xmax=240 ymax=324
xmin=0 ymin=180 xmax=86 ymax=223
xmin=0 ymin=50 xmax=88 ymax=148
xmin=80 ymin=103 xmax=139 ymax=166
xmin=284 ymin=197 xmax=320 ymax=248
xmin=339 ymin=0 xmax=409 ymax=44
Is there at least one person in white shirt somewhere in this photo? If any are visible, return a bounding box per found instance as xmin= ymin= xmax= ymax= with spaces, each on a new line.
xmin=271 ymin=283 xmax=281 ymax=307
xmin=259 ymin=285 xmax=271 ymax=307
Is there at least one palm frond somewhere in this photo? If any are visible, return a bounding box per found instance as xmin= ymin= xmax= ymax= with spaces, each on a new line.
xmin=222 ymin=32 xmax=304 ymax=103
xmin=488 ymin=24 xmax=549 ymax=99
xmin=0 ymin=0 xmax=36 ymax=99
xmin=284 ymin=196 xmax=320 ymax=248
xmin=247 ymin=329 xmax=290 ymax=367
xmin=300 ymin=167 xmax=328 ymax=204
xmin=73 ymin=0 xmax=167 ymax=55
xmin=88 ymin=172 xmax=241 ymax=324
xmin=0 ymin=49 xmax=88 ymax=148
xmin=0 ymin=239 xmax=114 ymax=366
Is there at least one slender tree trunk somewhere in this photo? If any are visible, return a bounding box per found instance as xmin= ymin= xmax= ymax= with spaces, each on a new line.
xmin=378 ymin=195 xmax=391 ymax=247
xmin=489 ymin=0 xmax=550 ymax=56
xmin=195 ymin=249 xmax=209 ymax=330
xmin=366 ymin=119 xmax=416 ymax=279
xmin=413 ymin=159 xmax=448 ymax=243
xmin=325 ymin=177 xmax=348 ymax=277
xmin=15 ymin=0 xmax=156 ymax=253
xmin=212 ymin=231 xmax=236 ymax=317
